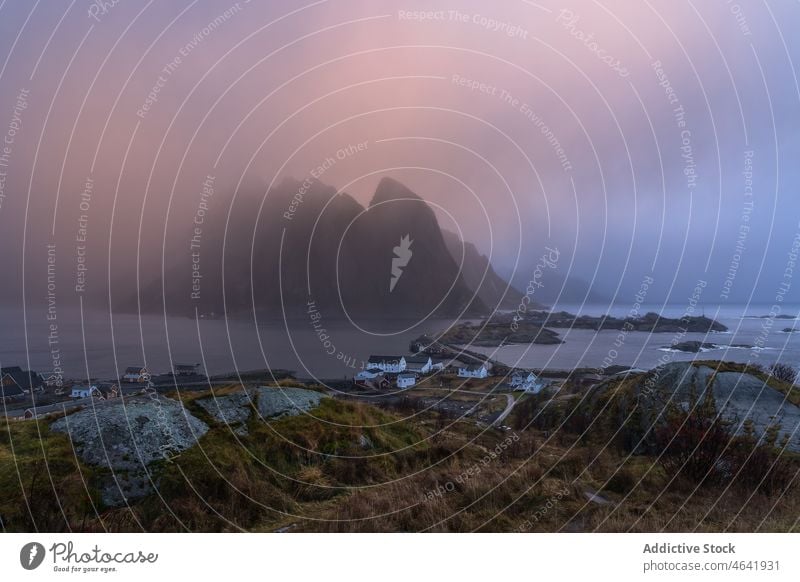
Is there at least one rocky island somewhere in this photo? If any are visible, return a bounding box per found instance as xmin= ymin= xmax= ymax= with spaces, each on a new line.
xmin=516 ymin=310 xmax=728 ymax=333
xmin=661 ymin=341 xmax=752 ymax=353
xmin=436 ymin=319 xmax=562 ymax=347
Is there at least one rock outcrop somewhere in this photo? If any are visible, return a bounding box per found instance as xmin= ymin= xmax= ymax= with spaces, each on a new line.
xmin=50 ymin=395 xmax=208 ymax=506
xmin=195 ymin=386 xmax=328 ymax=431
xmin=606 ymin=362 xmax=800 ymax=452
xmin=255 ymin=386 xmax=327 ymax=418
xmin=51 ymin=396 xmax=208 ymax=470
xmin=195 ymin=391 xmax=256 ymax=435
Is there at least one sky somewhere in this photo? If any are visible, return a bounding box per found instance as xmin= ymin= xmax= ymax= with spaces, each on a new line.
xmin=0 ymin=0 xmax=799 ymax=311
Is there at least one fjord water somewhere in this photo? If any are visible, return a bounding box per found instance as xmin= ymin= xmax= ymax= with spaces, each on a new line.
xmin=1 ymin=304 xmax=798 ymax=381
xmin=0 ymin=307 xmax=460 ymax=381
xmin=471 ymin=303 xmax=800 ymax=371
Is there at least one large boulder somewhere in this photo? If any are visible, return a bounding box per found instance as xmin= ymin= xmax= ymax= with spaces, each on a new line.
xmin=195 ymin=391 xmax=255 ymax=434
xmin=194 ymin=386 xmax=328 ymax=433
xmin=51 ymin=395 xmax=208 ymax=471
xmin=50 ymin=395 xmax=209 ymax=507
xmin=255 ymin=386 xmax=327 ymax=419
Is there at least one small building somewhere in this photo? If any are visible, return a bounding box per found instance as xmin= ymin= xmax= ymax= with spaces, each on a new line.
xmin=96 ymin=383 xmax=120 ymax=399
xmin=173 ymin=363 xmax=200 ymax=376
xmin=508 ymin=370 xmax=543 ymax=394
xmin=1 ymin=366 xmax=44 ymax=399
xmin=458 ymin=363 xmax=489 ymax=379
xmin=122 ymin=366 xmax=149 ymax=383
xmin=355 ymin=368 xmax=384 ymax=382
xmin=429 ymin=359 xmax=446 ymax=372
xmin=366 ymin=355 xmax=407 ymax=374
xmin=70 ymin=384 xmax=98 ymax=399
xmin=405 ymin=355 xmax=433 ymax=375
xmin=396 ymin=373 xmax=417 ymax=389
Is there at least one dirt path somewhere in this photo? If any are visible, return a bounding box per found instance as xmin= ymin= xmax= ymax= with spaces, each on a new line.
xmin=493 ymin=394 xmax=516 ymax=426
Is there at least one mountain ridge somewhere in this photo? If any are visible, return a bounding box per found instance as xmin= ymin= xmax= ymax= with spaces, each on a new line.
xmin=126 ymin=177 xmax=536 ymax=319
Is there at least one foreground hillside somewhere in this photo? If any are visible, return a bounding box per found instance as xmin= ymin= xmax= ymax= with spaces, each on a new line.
xmin=1 ymin=365 xmax=798 ymax=532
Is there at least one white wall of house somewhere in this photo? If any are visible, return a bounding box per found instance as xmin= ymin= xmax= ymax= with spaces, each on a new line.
xmin=368 ymin=357 xmax=406 ymax=373
xmin=509 ymin=371 xmax=544 ymax=393
xmin=71 ymin=386 xmax=97 ymax=398
xmin=355 ymin=369 xmax=383 ymax=381
xmin=458 ymin=366 xmax=488 ymax=379
xmin=408 ymin=357 xmax=432 ymax=374
xmin=396 ymin=375 xmax=416 ymax=388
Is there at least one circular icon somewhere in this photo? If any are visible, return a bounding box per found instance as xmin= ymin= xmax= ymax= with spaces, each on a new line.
xmin=19 ymin=542 xmax=46 ymax=570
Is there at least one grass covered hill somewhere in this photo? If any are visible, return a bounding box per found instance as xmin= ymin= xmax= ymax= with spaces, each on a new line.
xmin=2 ymin=367 xmax=798 ymax=532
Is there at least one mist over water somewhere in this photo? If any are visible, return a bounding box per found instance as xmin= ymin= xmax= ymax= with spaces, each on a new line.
xmin=0 ymin=1 xmax=797 ymax=387
xmin=3 ymin=303 xmax=798 ymax=381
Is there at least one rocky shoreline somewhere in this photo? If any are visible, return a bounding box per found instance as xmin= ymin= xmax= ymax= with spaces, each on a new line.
xmin=660 ymin=340 xmax=753 ymax=354
xmin=517 ymin=310 xmax=728 ymax=333
xmin=436 ymin=320 xmax=562 ymax=347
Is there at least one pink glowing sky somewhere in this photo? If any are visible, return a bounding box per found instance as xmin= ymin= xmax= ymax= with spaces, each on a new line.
xmin=0 ymin=0 xmax=798 ymax=305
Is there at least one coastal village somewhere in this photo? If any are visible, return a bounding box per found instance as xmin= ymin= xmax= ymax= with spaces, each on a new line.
xmin=0 ymin=362 xmax=207 ymax=420
xmin=0 ymin=341 xmax=547 ymax=422
xmin=354 ymin=353 xmax=542 ymax=394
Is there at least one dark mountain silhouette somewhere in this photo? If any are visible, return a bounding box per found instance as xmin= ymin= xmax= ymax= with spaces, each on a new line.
xmin=127 ymin=177 xmax=487 ymax=319
xmin=441 ymin=230 xmax=546 ymax=311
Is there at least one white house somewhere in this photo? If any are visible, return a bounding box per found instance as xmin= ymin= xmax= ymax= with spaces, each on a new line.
xmin=367 ymin=356 xmax=407 ymax=374
xmin=355 ymin=368 xmax=384 ymax=381
xmin=405 ymin=355 xmax=432 ymax=374
xmin=396 ymin=373 xmax=417 ymax=389
xmin=429 ymin=359 xmax=446 ymax=372
xmin=509 ymin=370 xmax=543 ymax=393
xmin=70 ymin=384 xmax=98 ymax=399
xmin=457 ymin=363 xmax=489 ymax=379
xmin=122 ymin=366 xmax=149 ymax=383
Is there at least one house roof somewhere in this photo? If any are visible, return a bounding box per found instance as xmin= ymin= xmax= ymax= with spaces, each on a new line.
xmin=406 ymin=355 xmax=432 ymax=364
xmin=397 ymin=373 xmax=416 ymax=380
xmin=0 ymin=382 xmax=25 ymax=398
xmin=2 ymin=367 xmax=43 ymax=391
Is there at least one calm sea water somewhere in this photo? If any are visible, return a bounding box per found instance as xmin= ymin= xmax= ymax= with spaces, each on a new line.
xmin=0 ymin=307 xmax=460 ymax=381
xmin=1 ymin=304 xmax=798 ymax=381
xmin=472 ymin=303 xmax=800 ymax=371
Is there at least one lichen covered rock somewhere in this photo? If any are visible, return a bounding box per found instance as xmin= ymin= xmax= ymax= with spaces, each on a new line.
xmin=51 ymin=395 xmax=208 ymax=471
